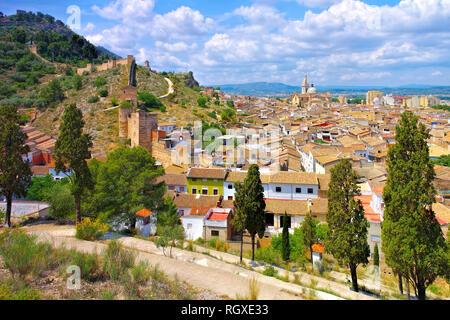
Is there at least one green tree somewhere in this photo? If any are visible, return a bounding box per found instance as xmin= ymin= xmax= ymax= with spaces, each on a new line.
xmin=281 ymin=213 xmax=290 ymax=262
xmin=155 ymin=224 xmax=185 ymax=258
xmin=12 ymin=27 xmax=27 ymax=43
xmin=301 ymin=212 xmax=319 ymax=261
xmin=197 ymin=96 xmax=208 ymax=108
xmin=382 ymin=111 xmax=448 ymax=300
xmin=40 ymin=78 xmax=64 ymax=104
xmin=232 ymin=181 xmax=247 ymax=263
xmin=243 ymin=164 xmax=266 ymax=261
xmin=157 ymin=196 xmax=180 ymax=228
xmin=0 ymin=105 xmax=32 ymax=227
xmin=72 ymin=74 xmax=82 ymax=91
xmin=226 ymin=100 xmax=234 ymax=108
xmin=26 ymin=174 xmax=68 ymax=201
xmin=373 ymin=243 xmax=380 ymax=267
xmin=432 ymin=154 xmax=450 ymax=167
xmin=84 ymin=147 xmax=165 ymax=230
xmin=54 ymin=104 xmax=93 ymax=224
xmin=46 ymin=183 xmax=76 ymax=219
xmin=326 ymin=159 xmax=370 ymax=292
xmin=94 ymin=76 xmax=107 ymax=88
xmin=138 ymin=92 xmax=163 ymax=110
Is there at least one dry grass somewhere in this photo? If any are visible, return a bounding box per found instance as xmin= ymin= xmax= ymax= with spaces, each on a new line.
xmin=248 ymin=277 xmax=260 ymax=300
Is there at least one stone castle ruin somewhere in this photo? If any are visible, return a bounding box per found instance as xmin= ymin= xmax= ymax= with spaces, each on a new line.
xmin=118 ymin=56 xmax=158 ymax=154
xmin=76 ymin=55 xmax=135 ymax=75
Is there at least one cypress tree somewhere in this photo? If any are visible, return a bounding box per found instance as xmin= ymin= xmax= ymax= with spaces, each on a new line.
xmin=382 ymin=111 xmax=448 ymax=300
xmin=232 ymin=181 xmax=247 ymax=263
xmin=0 ymin=105 xmax=32 ymax=227
xmin=281 ymin=212 xmax=290 ymax=261
xmin=326 ymin=159 xmax=370 ymax=292
xmin=54 ymin=104 xmax=93 ymax=224
xmin=373 ymin=243 xmax=380 ymax=267
xmin=301 ymin=211 xmax=318 ymax=261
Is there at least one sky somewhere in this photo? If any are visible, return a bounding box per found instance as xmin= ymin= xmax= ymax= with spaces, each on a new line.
xmin=2 ymin=0 xmax=450 ymax=87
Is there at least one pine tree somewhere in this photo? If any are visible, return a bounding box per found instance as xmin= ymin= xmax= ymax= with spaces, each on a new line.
xmin=281 ymin=212 xmax=290 ymax=261
xmin=54 ymin=104 xmax=93 ymax=224
xmin=326 ymin=159 xmax=370 ymax=292
xmin=301 ymin=211 xmax=318 ymax=261
xmin=373 ymin=243 xmax=380 ymax=267
xmin=0 ymin=106 xmax=32 ymax=227
xmin=382 ymin=111 xmax=448 ymax=300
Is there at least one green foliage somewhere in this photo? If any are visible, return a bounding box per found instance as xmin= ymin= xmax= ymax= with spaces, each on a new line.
xmin=326 ymin=159 xmax=370 ymax=292
xmin=197 ymin=96 xmax=208 ymax=108
xmin=46 ymin=183 xmax=76 ymax=219
xmin=88 ymin=95 xmax=99 ymax=103
xmin=102 ymin=240 xmax=135 ymax=282
xmin=26 ymin=174 xmax=66 ymax=201
xmin=39 ymin=78 xmax=65 ymax=106
xmin=154 ymin=225 xmax=185 ymax=257
xmin=98 ymin=89 xmax=108 ymax=97
xmin=75 ymin=218 xmax=108 ymax=241
xmin=0 ymin=229 xmax=52 ymax=278
xmin=262 ymin=266 xmax=278 ymax=277
xmin=0 ymin=105 xmax=32 ymax=227
xmin=110 ymin=97 xmax=119 ymax=106
xmin=68 ymin=251 xmax=101 ymax=281
xmin=138 ymin=92 xmax=163 ymax=110
xmin=54 ymin=103 xmax=93 ymax=223
xmin=119 ymin=100 xmax=133 ymax=109
xmin=433 ymin=154 xmax=450 ymax=167
xmin=382 ymin=111 xmax=448 ymax=300
xmin=130 ymin=261 xmax=151 ymax=285
xmin=0 ymin=208 xmax=4 ymax=225
xmin=373 ymin=243 xmax=380 ymax=267
xmin=0 ymin=280 xmax=40 ymax=300
xmin=94 ymin=76 xmax=107 ymax=88
xmin=157 ymin=197 xmax=180 ymax=229
xmin=160 ymin=105 xmax=167 ymax=112
xmin=84 ymin=147 xmax=165 ymax=229
xmin=348 ymin=97 xmax=363 ymax=104
xmin=281 ymin=213 xmax=291 ymax=261
xmin=301 ymin=212 xmax=319 ymax=258
xmin=432 ymin=104 xmax=450 ymax=111
xmin=254 ymin=246 xmax=282 ymax=265
xmin=12 ymin=27 xmax=27 ymax=43
xmin=207 ymin=111 xmax=217 ymax=119
xmin=226 ymin=100 xmax=234 ymax=108
xmin=221 ymin=108 xmax=236 ymax=122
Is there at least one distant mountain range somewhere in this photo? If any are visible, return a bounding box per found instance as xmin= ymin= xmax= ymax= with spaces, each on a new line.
xmin=214 ymin=82 xmax=450 ymax=98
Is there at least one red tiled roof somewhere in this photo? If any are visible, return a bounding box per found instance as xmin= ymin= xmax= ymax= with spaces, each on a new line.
xmin=136 ymin=209 xmax=152 ymax=217
xmin=208 ymin=213 xmax=228 ymax=221
xmin=190 ymin=206 xmax=211 ymax=215
xmin=312 ymin=244 xmax=325 ymax=253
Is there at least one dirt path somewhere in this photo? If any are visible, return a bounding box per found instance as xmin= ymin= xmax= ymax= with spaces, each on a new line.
xmin=158 ymin=78 xmax=174 ymax=99
xmin=22 ymin=224 xmax=379 ymax=300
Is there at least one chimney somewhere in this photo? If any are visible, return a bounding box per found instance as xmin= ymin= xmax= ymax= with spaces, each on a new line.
xmin=217 ymin=201 xmax=222 ymax=208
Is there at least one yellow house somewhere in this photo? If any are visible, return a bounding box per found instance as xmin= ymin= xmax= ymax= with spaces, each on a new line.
xmin=186 ymin=168 xmax=227 ymax=196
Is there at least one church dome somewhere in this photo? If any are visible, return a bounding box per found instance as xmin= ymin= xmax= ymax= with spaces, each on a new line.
xmin=307 ymin=86 xmax=317 ymax=94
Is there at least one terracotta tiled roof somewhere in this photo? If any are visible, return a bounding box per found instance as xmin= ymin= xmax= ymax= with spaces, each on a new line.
xmin=224 ymin=171 xmax=248 ymax=183
xmin=156 ymin=174 xmax=187 ymax=186
xmin=172 ymin=194 xmax=221 ymax=209
xmin=264 ymin=199 xmax=309 ymax=215
xmin=136 ymin=209 xmax=152 ymax=217
xmin=187 ymin=168 xmax=227 ymax=179
xmin=31 ymin=166 xmax=50 ymax=175
xmin=312 ymin=244 xmax=325 ymax=253
xmin=262 ymin=171 xmax=318 ymax=185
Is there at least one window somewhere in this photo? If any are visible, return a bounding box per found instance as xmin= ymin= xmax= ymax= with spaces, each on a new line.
xmin=179 ymin=186 xmax=185 ymax=192
xmin=191 ymin=178 xmax=197 ymax=182
xmin=228 ymin=184 xmax=233 ymax=189
xmin=295 ymin=187 xmax=302 ymax=193
xmin=179 ymin=210 xmax=185 ymax=216
xmin=168 ymin=185 xmax=175 ymax=190
xmin=192 ymin=188 xmax=197 ymax=194
xmin=265 ymin=213 xmax=274 ymax=226
xmin=307 ymin=188 xmax=314 ymax=194
xmin=211 ymin=230 xmax=219 ymax=237
xmin=202 ymin=188 xmax=208 ymax=195
xmin=228 ymin=196 xmax=233 ymax=200
xmin=202 ymin=178 xmax=208 ymax=182
xmin=276 ymin=187 xmax=282 ymax=193
xmin=213 ymin=189 xmax=218 ymax=195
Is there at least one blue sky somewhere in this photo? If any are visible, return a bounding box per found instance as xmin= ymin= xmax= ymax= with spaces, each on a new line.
xmin=2 ymin=0 xmax=450 ymax=86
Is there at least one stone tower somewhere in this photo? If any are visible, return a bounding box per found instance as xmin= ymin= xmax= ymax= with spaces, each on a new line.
xmin=128 ymin=110 xmax=158 ymax=152
xmin=302 ymin=74 xmax=309 ymax=94
xmin=118 ymin=85 xmax=137 ymax=139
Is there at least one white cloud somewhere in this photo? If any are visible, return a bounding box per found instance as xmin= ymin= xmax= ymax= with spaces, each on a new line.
xmin=296 ymin=0 xmax=340 ymax=8
xmin=150 ymin=6 xmax=215 ymax=40
xmin=92 ymin=0 xmax=155 ymax=21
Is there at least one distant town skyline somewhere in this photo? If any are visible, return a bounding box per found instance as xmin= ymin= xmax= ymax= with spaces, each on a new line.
xmin=3 ymin=0 xmax=450 ymax=86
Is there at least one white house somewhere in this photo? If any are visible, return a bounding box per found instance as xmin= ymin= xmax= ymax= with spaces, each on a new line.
xmin=182 ymin=211 xmax=206 ymax=241
xmin=135 ymin=209 xmax=157 ymax=237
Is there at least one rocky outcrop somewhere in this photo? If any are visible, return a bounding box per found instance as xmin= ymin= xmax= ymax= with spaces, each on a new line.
xmin=184 ymin=71 xmax=199 ymax=89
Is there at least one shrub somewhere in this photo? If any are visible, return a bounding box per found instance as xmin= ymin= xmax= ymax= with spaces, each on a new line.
xmin=110 ymin=97 xmax=118 ymax=106
xmin=0 ymin=208 xmax=4 ymax=224
xmin=262 ymin=266 xmax=278 ymax=277
xmin=254 ymin=246 xmax=282 ymax=265
xmin=94 ymin=76 xmax=107 ymax=88
xmin=88 ymin=95 xmax=99 ymax=103
xmin=207 ymin=237 xmax=219 ymax=249
xmin=186 ymin=240 xmax=194 ymax=251
xmin=194 ymin=238 xmax=205 ymax=245
xmin=0 ymin=229 xmax=52 ymax=278
xmin=69 ymin=251 xmax=101 ymax=281
xmin=0 ymin=280 xmax=40 ymax=300
xmin=102 ymin=240 xmax=135 ymax=282
xmin=160 ymin=106 xmax=166 ymax=112
xmin=130 ymin=261 xmax=151 ymax=285
xmin=75 ymin=218 xmax=108 ymax=241
xmin=46 ymin=183 xmax=75 ymax=219
xmin=120 ymin=100 xmax=133 ymax=109
xmin=98 ymin=89 xmax=108 ymax=97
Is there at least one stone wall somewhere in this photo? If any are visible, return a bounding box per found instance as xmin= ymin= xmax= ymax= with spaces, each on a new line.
xmin=76 ymin=56 xmax=130 ymax=75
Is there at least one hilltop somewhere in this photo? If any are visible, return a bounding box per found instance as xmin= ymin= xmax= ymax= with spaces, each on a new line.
xmin=0 ymin=10 xmax=234 ymax=157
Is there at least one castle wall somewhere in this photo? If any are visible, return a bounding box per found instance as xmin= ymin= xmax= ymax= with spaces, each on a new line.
xmin=119 ymin=107 xmax=134 ymax=138
xmin=128 ymin=111 xmax=158 ymax=153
